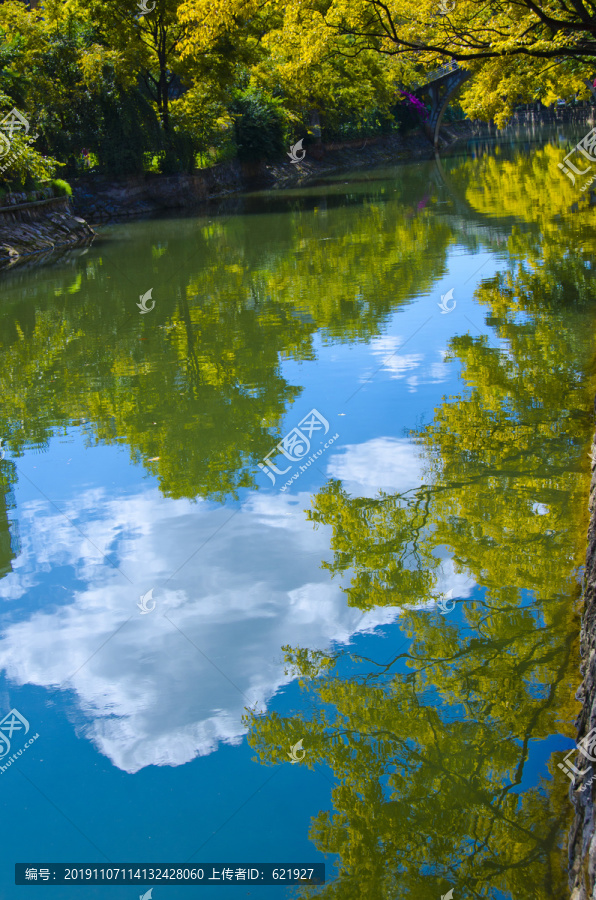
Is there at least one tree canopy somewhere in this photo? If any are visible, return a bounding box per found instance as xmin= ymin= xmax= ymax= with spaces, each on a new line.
xmin=178 ymin=0 xmax=596 ymax=125
xmin=1 ymin=0 xmax=594 ymax=185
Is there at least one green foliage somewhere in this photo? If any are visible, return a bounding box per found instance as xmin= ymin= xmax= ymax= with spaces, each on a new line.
xmin=392 ymin=104 xmax=420 ymax=133
xmin=3 ymin=0 xmax=596 ymax=177
xmin=50 ymin=178 xmax=72 ymax=197
xmin=158 ymin=130 xmax=196 ymax=174
xmin=169 ymin=84 xmax=233 ymax=157
xmin=230 ymin=88 xmax=286 ymax=162
xmin=90 ymin=82 xmax=162 ymax=176
xmin=0 ymin=133 xmax=58 ymax=189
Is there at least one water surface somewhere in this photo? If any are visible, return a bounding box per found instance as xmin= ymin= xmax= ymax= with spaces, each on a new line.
xmin=0 ymin=140 xmax=595 ymax=899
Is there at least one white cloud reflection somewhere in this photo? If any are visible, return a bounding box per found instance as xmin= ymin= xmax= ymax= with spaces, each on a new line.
xmin=367 ymin=336 xmax=451 ymax=392
xmin=0 ymin=439 xmax=474 ymax=774
xmin=325 ymin=436 xmax=422 ymax=497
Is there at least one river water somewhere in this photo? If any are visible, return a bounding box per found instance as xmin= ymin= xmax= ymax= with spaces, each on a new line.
xmin=0 ymin=135 xmax=595 ymax=899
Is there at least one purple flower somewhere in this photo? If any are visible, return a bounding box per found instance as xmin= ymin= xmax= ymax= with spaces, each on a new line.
xmin=399 ymin=90 xmax=429 ymax=121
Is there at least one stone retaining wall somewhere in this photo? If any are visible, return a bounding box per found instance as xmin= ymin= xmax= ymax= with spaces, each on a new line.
xmin=72 ymin=162 xmax=243 ymax=222
xmin=69 ymin=126 xmax=478 ymax=222
xmin=569 ymin=418 xmax=596 ymax=899
xmin=0 ymin=196 xmax=95 ymax=267
xmin=70 ymin=112 xmax=588 ymax=224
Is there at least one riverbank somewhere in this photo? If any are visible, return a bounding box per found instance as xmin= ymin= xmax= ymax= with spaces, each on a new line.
xmin=68 ymin=106 xmax=595 ymax=224
xmin=3 ymin=124 xmax=458 ymax=267
xmin=569 ymin=424 xmax=596 ymax=899
xmin=2 ymin=106 xmax=593 ymax=266
xmin=0 ymin=196 xmax=95 ymax=268
xmin=69 ymin=121 xmax=484 ymax=223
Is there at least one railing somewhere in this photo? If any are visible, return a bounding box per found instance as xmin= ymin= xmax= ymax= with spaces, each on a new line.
xmin=410 ymin=60 xmax=459 ymax=90
xmin=0 ymin=196 xmax=69 ymax=215
xmin=425 ymin=60 xmax=459 ymax=83
xmin=0 ymin=195 xmax=70 ymax=227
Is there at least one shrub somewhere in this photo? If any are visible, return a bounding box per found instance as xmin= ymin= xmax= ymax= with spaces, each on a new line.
xmin=230 ymin=89 xmax=286 ymax=162
xmin=169 ymin=87 xmax=233 ymax=166
xmin=92 ymin=83 xmax=163 ymax=177
xmin=50 ymin=178 xmax=72 ymax=197
xmin=0 ymin=133 xmax=58 ymax=190
xmin=158 ymin=130 xmax=196 ymax=175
